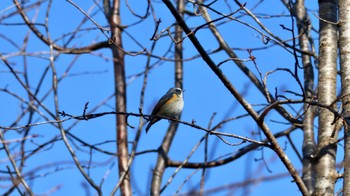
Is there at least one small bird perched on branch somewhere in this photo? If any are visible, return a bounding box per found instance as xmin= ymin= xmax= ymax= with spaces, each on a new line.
xmin=145 ymin=87 xmax=184 ymax=133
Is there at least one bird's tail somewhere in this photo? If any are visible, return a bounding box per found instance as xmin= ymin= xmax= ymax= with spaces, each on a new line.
xmin=145 ymin=121 xmax=152 ymax=133
xmin=145 ymin=117 xmax=160 ymax=133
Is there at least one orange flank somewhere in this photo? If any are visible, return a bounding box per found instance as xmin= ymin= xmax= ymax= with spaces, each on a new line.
xmin=165 ymin=93 xmax=178 ymax=105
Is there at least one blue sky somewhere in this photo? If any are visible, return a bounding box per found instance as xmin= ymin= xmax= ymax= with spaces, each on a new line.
xmin=0 ymin=0 xmax=335 ymax=195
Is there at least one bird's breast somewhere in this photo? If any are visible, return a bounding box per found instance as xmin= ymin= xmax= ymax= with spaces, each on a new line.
xmin=159 ymin=94 xmax=184 ymax=116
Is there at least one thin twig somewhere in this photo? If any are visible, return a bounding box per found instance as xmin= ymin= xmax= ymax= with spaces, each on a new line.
xmin=0 ymin=130 xmax=34 ymax=195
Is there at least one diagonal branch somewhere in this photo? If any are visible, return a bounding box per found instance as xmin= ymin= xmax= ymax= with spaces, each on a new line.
xmin=161 ymin=0 xmax=309 ymax=195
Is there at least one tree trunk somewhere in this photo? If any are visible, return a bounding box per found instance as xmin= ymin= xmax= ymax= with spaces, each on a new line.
xmin=314 ymin=0 xmax=338 ymax=195
xmin=339 ymin=0 xmax=350 ymax=194
xmin=109 ymin=0 xmax=132 ymax=195
xmin=294 ymin=0 xmax=316 ymax=193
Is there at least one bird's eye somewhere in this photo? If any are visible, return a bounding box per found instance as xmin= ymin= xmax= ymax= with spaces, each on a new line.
xmin=175 ymin=89 xmax=181 ymax=93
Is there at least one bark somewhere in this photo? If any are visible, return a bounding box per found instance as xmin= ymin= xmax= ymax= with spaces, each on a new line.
xmin=294 ymin=0 xmax=316 ymax=193
xmin=109 ymin=0 xmax=132 ymax=195
xmin=339 ymin=0 xmax=350 ymax=194
xmin=314 ymin=0 xmax=338 ymax=195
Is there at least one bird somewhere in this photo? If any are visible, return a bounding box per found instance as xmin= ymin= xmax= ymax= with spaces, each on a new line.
xmin=145 ymin=87 xmax=184 ymax=133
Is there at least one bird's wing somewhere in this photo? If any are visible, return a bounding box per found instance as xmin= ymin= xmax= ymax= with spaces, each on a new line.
xmin=151 ymin=92 xmax=174 ymax=115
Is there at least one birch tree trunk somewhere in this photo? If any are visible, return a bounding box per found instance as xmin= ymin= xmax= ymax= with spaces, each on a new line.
xmin=339 ymin=0 xmax=350 ymax=194
xmin=314 ymin=0 xmax=338 ymax=195
xmin=294 ymin=0 xmax=316 ymax=193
